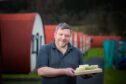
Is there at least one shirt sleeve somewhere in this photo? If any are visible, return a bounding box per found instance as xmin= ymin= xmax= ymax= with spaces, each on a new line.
xmin=79 ymin=50 xmax=84 ymax=65
xmin=36 ymin=45 xmax=49 ymax=69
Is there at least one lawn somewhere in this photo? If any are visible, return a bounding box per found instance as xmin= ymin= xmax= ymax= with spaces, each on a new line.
xmin=2 ymin=72 xmax=41 ymax=84
xmin=3 ymin=81 xmax=41 ymax=84
xmin=84 ymin=47 xmax=104 ymax=61
xmin=2 ymin=48 xmax=126 ymax=84
xmin=104 ymin=68 xmax=126 ymax=84
xmin=85 ymin=47 xmax=126 ymax=84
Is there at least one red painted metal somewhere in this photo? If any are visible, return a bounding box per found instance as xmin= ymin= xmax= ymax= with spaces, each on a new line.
xmin=44 ymin=25 xmax=56 ymax=44
xmin=91 ymin=36 xmax=122 ymax=47
xmin=0 ymin=13 xmax=36 ymax=73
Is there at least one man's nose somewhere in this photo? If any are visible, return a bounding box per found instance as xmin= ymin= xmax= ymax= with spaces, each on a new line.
xmin=62 ymin=35 xmax=66 ymax=39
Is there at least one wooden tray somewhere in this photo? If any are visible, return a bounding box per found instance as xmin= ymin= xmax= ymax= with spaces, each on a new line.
xmin=74 ymin=68 xmax=102 ymax=76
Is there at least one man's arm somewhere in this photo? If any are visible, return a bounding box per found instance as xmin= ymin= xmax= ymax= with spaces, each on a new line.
xmin=37 ymin=67 xmax=75 ymax=77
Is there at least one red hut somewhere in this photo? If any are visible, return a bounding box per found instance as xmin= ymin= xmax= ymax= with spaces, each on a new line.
xmin=0 ymin=13 xmax=44 ymax=74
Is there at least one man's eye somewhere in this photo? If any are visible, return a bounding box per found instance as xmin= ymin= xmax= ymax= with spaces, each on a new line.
xmin=59 ymin=34 xmax=63 ymax=36
xmin=65 ymin=35 xmax=70 ymax=37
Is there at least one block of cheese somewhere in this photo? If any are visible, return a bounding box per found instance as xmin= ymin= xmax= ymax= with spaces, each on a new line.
xmin=74 ymin=64 xmax=102 ymax=75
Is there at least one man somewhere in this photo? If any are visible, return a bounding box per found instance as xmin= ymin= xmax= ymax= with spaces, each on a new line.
xmin=36 ymin=23 xmax=92 ymax=84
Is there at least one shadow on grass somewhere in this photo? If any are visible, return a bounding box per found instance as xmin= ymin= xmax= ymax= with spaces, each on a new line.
xmin=104 ymin=68 xmax=126 ymax=84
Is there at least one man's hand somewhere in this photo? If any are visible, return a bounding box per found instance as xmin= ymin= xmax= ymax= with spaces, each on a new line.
xmin=64 ymin=68 xmax=75 ymax=77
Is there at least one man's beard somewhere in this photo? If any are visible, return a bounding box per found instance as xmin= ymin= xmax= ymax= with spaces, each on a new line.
xmin=58 ymin=41 xmax=67 ymax=48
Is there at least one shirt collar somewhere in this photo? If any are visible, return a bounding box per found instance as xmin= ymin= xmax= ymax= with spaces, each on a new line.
xmin=51 ymin=41 xmax=73 ymax=50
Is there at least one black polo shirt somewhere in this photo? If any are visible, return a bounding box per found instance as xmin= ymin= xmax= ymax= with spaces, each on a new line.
xmin=36 ymin=42 xmax=84 ymax=84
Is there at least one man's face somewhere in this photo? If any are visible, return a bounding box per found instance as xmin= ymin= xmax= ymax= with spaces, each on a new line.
xmin=54 ymin=28 xmax=71 ymax=48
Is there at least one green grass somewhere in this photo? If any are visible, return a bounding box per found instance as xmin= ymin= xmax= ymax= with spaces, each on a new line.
xmin=3 ymin=81 xmax=41 ymax=84
xmin=2 ymin=48 xmax=126 ymax=84
xmin=2 ymin=72 xmax=41 ymax=84
xmin=2 ymin=72 xmax=39 ymax=78
xmin=104 ymin=69 xmax=126 ymax=84
xmin=84 ymin=47 xmax=126 ymax=84
xmin=84 ymin=47 xmax=104 ymax=61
